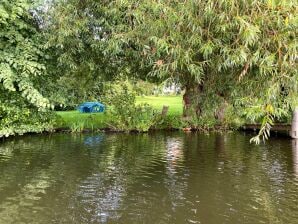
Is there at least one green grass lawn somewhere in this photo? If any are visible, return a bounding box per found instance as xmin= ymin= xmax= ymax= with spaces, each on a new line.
xmin=56 ymin=95 xmax=183 ymax=129
xmin=56 ymin=111 xmax=110 ymax=129
xmin=136 ymin=95 xmax=182 ymax=115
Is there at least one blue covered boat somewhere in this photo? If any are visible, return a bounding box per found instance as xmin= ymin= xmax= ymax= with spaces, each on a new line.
xmin=78 ymin=102 xmax=105 ymax=113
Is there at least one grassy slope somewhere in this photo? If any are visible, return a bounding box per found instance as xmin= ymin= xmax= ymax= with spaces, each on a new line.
xmin=56 ymin=95 xmax=183 ymax=129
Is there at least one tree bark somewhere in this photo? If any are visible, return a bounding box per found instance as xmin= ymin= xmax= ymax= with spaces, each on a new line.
xmin=183 ymin=83 xmax=203 ymax=120
xmin=214 ymin=97 xmax=228 ymax=124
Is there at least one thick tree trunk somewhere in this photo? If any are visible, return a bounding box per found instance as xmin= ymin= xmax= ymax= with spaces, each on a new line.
xmin=214 ymin=97 xmax=228 ymax=124
xmin=183 ymin=84 xmax=203 ymax=120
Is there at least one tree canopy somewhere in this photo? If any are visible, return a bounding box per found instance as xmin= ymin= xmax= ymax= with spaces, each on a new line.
xmin=0 ymin=0 xmax=53 ymax=137
xmin=0 ymin=0 xmax=297 ymax=140
xmin=103 ymin=0 xmax=297 ymax=142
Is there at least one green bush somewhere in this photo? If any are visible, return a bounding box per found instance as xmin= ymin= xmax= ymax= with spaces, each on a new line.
xmin=103 ymin=82 xmax=156 ymax=132
xmin=0 ymin=101 xmax=57 ymax=137
xmin=152 ymin=114 xmax=182 ymax=130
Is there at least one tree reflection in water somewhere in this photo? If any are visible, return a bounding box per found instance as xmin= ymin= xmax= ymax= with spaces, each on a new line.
xmin=0 ymin=133 xmax=297 ymax=223
xmin=165 ymin=137 xmax=187 ymax=211
xmin=292 ymin=139 xmax=298 ymax=178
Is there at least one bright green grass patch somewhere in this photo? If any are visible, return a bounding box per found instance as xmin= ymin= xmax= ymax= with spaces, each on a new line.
xmin=136 ymin=95 xmax=182 ymax=116
xmin=56 ymin=95 xmax=183 ymax=129
xmin=56 ymin=111 xmax=110 ymax=129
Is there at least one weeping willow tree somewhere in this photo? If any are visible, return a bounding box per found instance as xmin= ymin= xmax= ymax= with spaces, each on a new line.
xmin=13 ymin=0 xmax=295 ymax=141
xmin=103 ymin=0 xmax=297 ymax=142
xmin=0 ymin=0 xmax=54 ymax=137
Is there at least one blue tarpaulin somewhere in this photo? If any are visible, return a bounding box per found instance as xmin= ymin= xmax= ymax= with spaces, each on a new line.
xmin=78 ymin=102 xmax=105 ymax=113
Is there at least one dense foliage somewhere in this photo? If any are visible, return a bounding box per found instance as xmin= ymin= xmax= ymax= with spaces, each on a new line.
xmin=103 ymin=0 xmax=297 ymax=140
xmin=39 ymin=0 xmax=123 ymax=106
xmin=0 ymin=0 xmax=54 ymax=137
xmin=0 ymin=0 xmax=297 ymax=141
xmin=102 ymin=81 xmax=156 ymax=132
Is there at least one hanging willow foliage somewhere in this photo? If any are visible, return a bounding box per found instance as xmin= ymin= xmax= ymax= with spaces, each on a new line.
xmin=104 ymin=0 xmax=297 ymax=142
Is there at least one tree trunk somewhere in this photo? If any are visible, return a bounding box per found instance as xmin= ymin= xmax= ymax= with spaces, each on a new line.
xmin=183 ymin=84 xmax=203 ymax=120
xmin=214 ymin=97 xmax=228 ymax=124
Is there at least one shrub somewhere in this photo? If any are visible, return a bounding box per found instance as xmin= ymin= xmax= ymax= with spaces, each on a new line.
xmin=102 ymin=82 xmax=156 ymax=132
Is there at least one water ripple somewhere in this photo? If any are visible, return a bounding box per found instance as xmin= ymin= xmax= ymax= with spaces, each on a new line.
xmin=0 ymin=133 xmax=297 ymax=223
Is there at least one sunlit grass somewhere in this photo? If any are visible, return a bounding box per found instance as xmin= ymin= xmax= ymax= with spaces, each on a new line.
xmin=136 ymin=95 xmax=182 ymax=115
xmin=56 ymin=95 xmax=183 ymax=129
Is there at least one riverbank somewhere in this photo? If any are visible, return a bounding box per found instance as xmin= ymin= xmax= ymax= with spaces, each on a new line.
xmin=55 ymin=95 xmax=292 ymax=137
xmin=1 ymin=95 xmax=292 ymax=138
xmin=56 ymin=95 xmax=183 ymax=130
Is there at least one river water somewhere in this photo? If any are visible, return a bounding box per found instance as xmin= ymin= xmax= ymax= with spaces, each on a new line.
xmin=0 ymin=132 xmax=297 ymax=224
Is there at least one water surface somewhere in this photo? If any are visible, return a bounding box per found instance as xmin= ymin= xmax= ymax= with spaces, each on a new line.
xmin=0 ymin=132 xmax=297 ymax=223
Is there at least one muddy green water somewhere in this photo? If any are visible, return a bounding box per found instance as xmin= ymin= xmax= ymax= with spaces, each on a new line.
xmin=0 ymin=132 xmax=297 ymax=224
